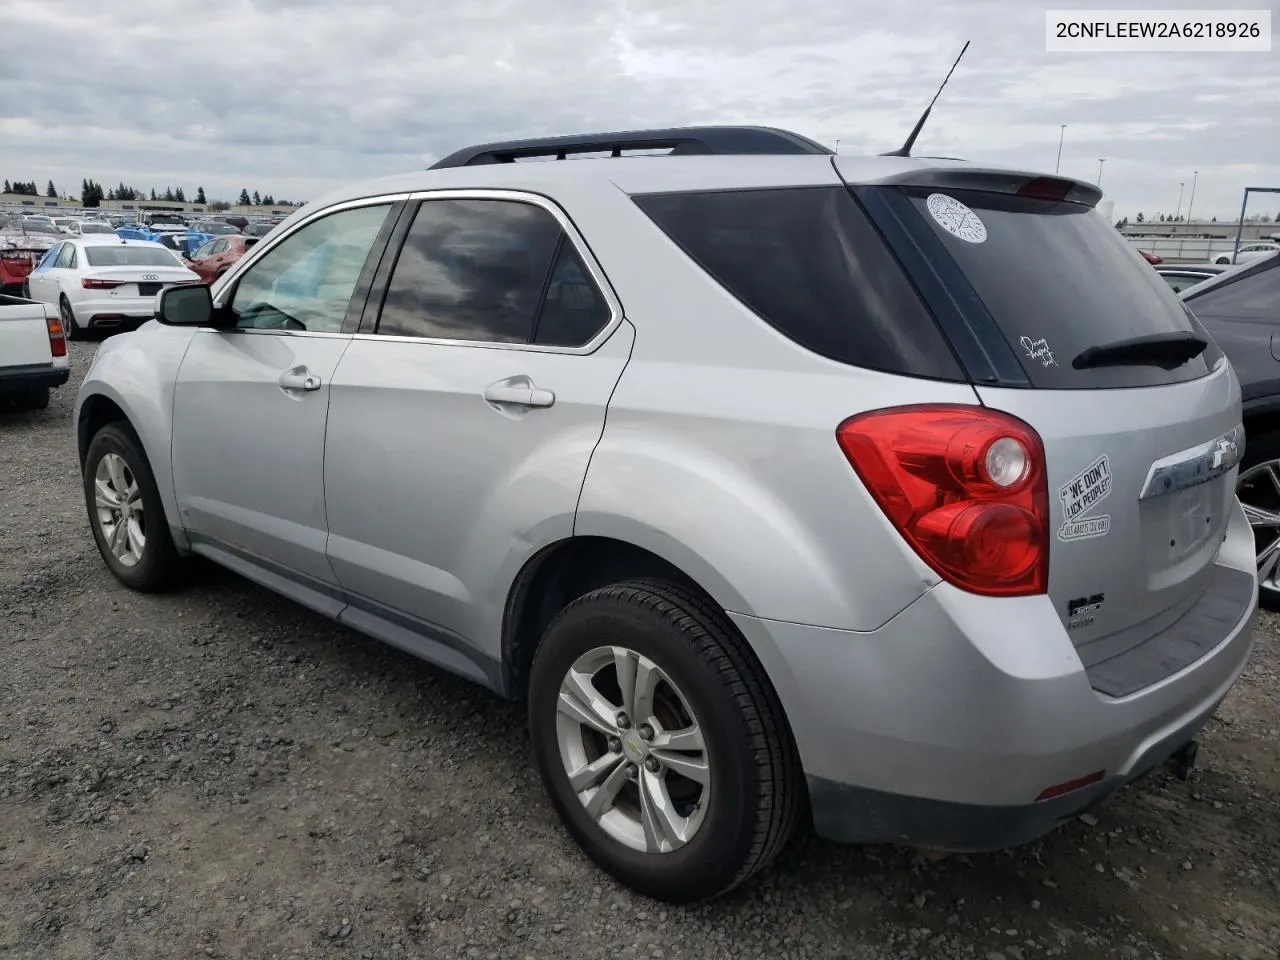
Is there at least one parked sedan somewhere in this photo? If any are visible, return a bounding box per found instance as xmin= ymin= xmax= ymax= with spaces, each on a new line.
xmin=66 ymin=220 xmax=117 ymax=238
xmin=24 ymin=237 xmax=201 ymax=339
xmin=185 ymin=235 xmax=260 ymax=284
xmin=1212 ymin=242 xmax=1280 ymax=266
xmin=1153 ymin=263 xmax=1230 ymax=294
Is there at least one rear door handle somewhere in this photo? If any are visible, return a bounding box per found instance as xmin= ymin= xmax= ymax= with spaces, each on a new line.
xmin=484 ymin=380 xmax=555 ymax=408
xmin=279 ymin=368 xmax=322 ymax=392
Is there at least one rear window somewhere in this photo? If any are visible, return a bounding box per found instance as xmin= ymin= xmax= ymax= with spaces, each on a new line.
xmin=84 ymin=246 xmax=183 ymax=267
xmin=80 ymin=223 xmax=114 ymax=234
xmin=634 ymin=187 xmax=964 ymax=381
xmin=904 ymin=187 xmax=1220 ymax=389
xmin=1184 ymin=257 xmax=1280 ymax=321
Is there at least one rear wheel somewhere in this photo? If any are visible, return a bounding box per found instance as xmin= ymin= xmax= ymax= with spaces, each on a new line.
xmin=60 ymin=295 xmax=80 ymax=340
xmin=1236 ymin=432 xmax=1280 ymax=609
xmin=83 ymin=423 xmax=183 ymax=592
xmin=1214 ymin=256 xmax=1231 ymax=265
xmin=528 ymin=579 xmax=801 ymax=903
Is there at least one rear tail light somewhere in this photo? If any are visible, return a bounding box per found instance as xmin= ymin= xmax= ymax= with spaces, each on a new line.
xmin=82 ymin=277 xmax=124 ymax=289
xmin=836 ymin=405 xmax=1049 ymax=597
xmin=46 ymin=315 xmax=67 ymax=358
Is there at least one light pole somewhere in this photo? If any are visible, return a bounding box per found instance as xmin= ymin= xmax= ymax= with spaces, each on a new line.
xmin=835 ymin=139 xmax=840 ymax=154
xmin=1096 ymin=158 xmax=1106 ymax=186
xmin=1176 ymin=181 xmax=1185 ymax=221
xmin=1186 ymin=170 xmax=1199 ymax=223
xmin=1055 ymin=124 xmax=1066 ymax=174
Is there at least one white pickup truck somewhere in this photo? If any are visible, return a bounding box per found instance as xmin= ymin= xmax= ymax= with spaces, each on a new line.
xmin=0 ymin=294 xmax=70 ymax=410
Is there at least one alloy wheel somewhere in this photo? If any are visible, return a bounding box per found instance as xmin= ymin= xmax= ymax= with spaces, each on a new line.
xmin=1238 ymin=458 xmax=1280 ymax=594
xmin=554 ymin=645 xmax=711 ymax=854
xmin=94 ymin=452 xmax=146 ymax=567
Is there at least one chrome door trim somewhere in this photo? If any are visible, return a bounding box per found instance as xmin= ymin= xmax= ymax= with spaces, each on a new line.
xmin=348 ymin=188 xmax=624 ymax=357
xmin=210 ymin=193 xmax=412 ymax=306
xmin=1139 ymin=423 xmax=1246 ymax=500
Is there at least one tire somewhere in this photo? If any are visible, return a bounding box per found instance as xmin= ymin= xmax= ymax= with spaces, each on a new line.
xmin=528 ymin=579 xmax=801 ymax=902
xmin=1214 ymin=256 xmax=1231 ymax=265
xmin=1237 ymin=431 xmax=1280 ymax=610
xmin=83 ymin=422 xmax=183 ymax=592
xmin=17 ymin=386 xmax=49 ymax=410
xmin=60 ymin=295 xmax=80 ymax=341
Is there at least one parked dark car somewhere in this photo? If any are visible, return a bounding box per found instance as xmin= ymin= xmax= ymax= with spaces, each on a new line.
xmin=1154 ymin=263 xmax=1230 ymax=294
xmin=1183 ymin=254 xmax=1280 ymax=604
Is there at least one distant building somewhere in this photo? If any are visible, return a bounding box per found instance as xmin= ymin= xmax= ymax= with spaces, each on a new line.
xmin=0 ymin=192 xmax=299 ymax=217
xmin=1118 ymin=218 xmax=1277 ymax=241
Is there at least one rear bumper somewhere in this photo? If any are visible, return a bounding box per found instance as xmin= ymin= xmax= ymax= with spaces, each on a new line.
xmin=729 ymin=497 xmax=1257 ymax=848
xmin=0 ymin=362 xmax=70 ymax=393
xmin=75 ymin=296 xmax=157 ymax=328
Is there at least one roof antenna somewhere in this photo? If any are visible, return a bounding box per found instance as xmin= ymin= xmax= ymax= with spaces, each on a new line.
xmin=882 ymin=40 xmax=970 ymax=158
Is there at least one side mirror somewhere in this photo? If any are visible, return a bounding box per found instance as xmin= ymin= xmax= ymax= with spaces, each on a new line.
xmin=157 ymin=284 xmax=214 ymax=326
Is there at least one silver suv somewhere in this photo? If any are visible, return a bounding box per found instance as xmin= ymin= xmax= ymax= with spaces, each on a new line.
xmin=74 ymin=126 xmax=1258 ymax=903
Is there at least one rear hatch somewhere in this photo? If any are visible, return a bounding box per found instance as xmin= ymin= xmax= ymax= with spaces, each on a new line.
xmin=838 ymin=164 xmax=1246 ymax=657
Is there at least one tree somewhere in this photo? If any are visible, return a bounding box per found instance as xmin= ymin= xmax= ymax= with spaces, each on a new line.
xmin=252 ymin=190 xmax=261 ymax=205
xmin=1211 ymin=216 xmax=1217 ymax=223
xmin=208 ymin=200 xmax=230 ymax=212
xmin=1135 ymin=212 xmax=1145 ymax=223
xmin=196 ymin=186 xmax=207 ymax=204
xmin=2 ymin=179 xmax=9 ymax=193
xmin=46 ymin=180 xmax=56 ymax=198
xmin=175 ymin=187 xmax=185 ymax=202
xmin=149 ymin=188 xmax=157 ymax=200
xmin=238 ymin=188 xmax=251 ymax=206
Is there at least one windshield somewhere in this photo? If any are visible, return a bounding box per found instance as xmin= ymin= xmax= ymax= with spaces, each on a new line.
xmin=903 ymin=187 xmax=1220 ymax=389
xmin=84 ymin=246 xmax=184 ymax=267
xmin=197 ymin=222 xmax=239 ymax=235
xmin=80 ymin=222 xmax=114 ymax=234
xmin=148 ymin=214 xmax=185 ymax=226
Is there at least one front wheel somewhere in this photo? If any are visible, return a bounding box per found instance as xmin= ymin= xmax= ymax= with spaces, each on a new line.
xmin=528 ymin=580 xmax=801 ymax=903
xmin=1214 ymin=256 xmax=1232 ymax=265
xmin=83 ymin=423 xmax=183 ymax=592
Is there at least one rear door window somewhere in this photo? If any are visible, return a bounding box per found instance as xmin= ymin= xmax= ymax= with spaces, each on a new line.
xmin=902 ymin=187 xmax=1220 ymax=389
xmin=635 ymin=187 xmax=964 ymax=381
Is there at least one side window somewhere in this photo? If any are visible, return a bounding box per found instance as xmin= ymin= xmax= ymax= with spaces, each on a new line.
xmin=211 ymin=239 xmax=229 ymax=255
xmin=376 ymin=199 xmax=562 ymax=343
xmin=229 ymin=203 xmax=391 ymax=333
xmin=55 ymin=243 xmax=75 ymax=269
xmin=193 ymin=240 xmax=216 ymax=259
xmin=532 ymin=242 xmax=612 ymax=346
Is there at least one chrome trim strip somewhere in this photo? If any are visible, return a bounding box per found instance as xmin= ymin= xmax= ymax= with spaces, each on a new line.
xmin=210 ymin=193 xmax=411 ymax=305
xmin=1139 ymin=423 xmax=1245 ymax=500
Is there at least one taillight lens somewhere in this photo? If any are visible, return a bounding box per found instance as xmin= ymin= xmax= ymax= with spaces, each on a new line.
xmin=82 ymin=277 xmax=124 ymax=289
xmin=46 ymin=315 xmax=67 ymax=358
xmin=836 ymin=405 xmax=1049 ymax=596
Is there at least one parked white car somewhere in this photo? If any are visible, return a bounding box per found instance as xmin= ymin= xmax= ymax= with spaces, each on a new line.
xmin=1213 ymin=241 xmax=1280 ymax=265
xmin=66 ymin=220 xmax=116 ymax=237
xmin=24 ymin=237 xmax=201 ymax=339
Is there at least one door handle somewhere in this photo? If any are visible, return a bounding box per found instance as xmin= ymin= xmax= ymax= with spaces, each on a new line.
xmin=484 ymin=380 xmax=555 ymax=408
xmin=279 ymin=368 xmax=322 ymax=392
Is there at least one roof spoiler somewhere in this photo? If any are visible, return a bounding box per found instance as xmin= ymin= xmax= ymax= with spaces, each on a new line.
xmin=858 ymin=166 xmax=1104 ymax=208
xmin=429 ymin=125 xmax=835 ymax=169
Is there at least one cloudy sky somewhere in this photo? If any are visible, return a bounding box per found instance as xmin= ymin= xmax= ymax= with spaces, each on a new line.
xmin=2 ymin=0 xmax=1277 ymax=219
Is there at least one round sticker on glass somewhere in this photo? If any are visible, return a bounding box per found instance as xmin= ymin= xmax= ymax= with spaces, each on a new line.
xmin=926 ymin=193 xmax=987 ymax=244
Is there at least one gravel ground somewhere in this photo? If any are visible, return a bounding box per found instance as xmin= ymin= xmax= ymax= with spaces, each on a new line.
xmin=2 ymin=340 xmax=1279 ymax=960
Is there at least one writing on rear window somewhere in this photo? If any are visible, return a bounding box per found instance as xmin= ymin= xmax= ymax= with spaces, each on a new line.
xmin=1020 ymin=336 xmax=1058 ymax=368
xmin=1058 ymin=454 xmax=1113 ymax=542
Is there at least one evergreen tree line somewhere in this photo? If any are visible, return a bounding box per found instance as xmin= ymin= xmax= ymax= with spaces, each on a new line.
xmin=5 ymin=176 xmax=293 ymax=208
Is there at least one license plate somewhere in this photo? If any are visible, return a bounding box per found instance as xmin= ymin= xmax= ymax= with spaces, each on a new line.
xmin=1167 ymin=485 xmax=1213 ymax=558
xmin=138 ymin=282 xmax=162 ymax=296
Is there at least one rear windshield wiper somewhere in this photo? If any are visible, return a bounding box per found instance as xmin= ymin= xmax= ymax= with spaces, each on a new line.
xmin=1072 ymin=332 xmax=1208 ymax=371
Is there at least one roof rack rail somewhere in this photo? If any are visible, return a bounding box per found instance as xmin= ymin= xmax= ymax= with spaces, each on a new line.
xmin=429 ymin=125 xmax=834 ymax=169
